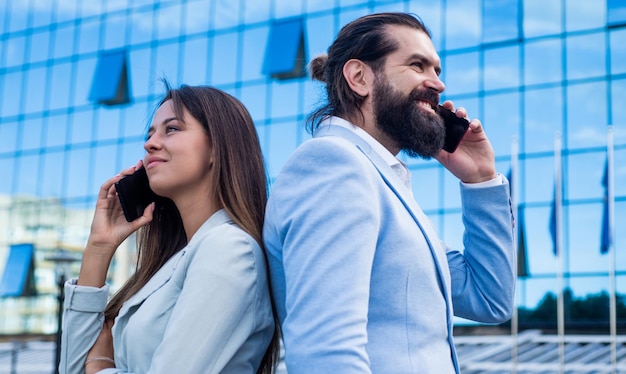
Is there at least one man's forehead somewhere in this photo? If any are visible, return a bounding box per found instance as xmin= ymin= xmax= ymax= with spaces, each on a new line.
xmin=384 ymin=25 xmax=440 ymax=64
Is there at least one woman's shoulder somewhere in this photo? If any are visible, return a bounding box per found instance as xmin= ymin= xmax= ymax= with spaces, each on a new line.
xmin=186 ymin=210 xmax=262 ymax=263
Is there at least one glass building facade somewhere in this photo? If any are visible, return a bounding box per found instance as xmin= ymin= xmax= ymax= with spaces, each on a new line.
xmin=0 ymin=0 xmax=624 ymax=335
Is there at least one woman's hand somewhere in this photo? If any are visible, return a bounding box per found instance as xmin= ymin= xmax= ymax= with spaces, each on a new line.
xmin=85 ymin=319 xmax=116 ymax=374
xmin=77 ymin=161 xmax=155 ymax=287
xmin=435 ymin=101 xmax=497 ymax=184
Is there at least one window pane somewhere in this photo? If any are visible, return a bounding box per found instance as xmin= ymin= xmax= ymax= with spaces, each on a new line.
xmin=443 ymin=51 xmax=479 ymax=95
xmin=445 ymin=0 xmax=481 ymax=49
xmin=566 ymin=33 xmax=606 ymax=81
xmin=611 ymin=78 xmax=626 ymax=126
xmin=182 ymin=37 xmax=209 ymax=85
xmin=70 ymin=110 xmax=94 ymax=145
xmin=46 ymin=113 xmax=69 ymax=148
xmin=0 ymin=157 xmax=16 ymax=195
xmin=266 ymin=120 xmax=298 ymax=178
xmin=240 ymin=84 xmax=267 ymax=122
xmin=270 ymin=80 xmax=301 ymax=119
xmin=41 ymin=151 xmax=65 ymax=197
xmin=130 ymin=7 xmax=153 ymax=46
xmin=156 ymin=3 xmax=183 ymax=40
xmin=567 ymin=152 xmax=605 ymax=200
xmin=524 ymin=38 xmax=562 ymax=85
xmin=483 ymin=0 xmax=519 ymax=43
xmin=78 ymin=19 xmax=100 ymax=55
xmin=524 ymin=87 xmax=563 ymax=153
xmin=608 ymin=0 xmax=626 ymax=25
xmin=524 ymin=0 xmax=562 ymax=37
xmin=20 ymin=117 xmax=43 ymax=151
xmin=565 ymin=0 xmax=606 ymax=32
xmin=1 ymin=70 xmax=23 ymax=117
xmin=568 ymin=204 xmax=608 ymax=273
xmin=0 ymin=121 xmax=19 ymax=153
xmin=185 ymin=0 xmax=213 ymax=33
xmin=610 ymin=29 xmax=626 ymax=75
xmin=103 ymin=13 xmax=127 ymax=50
xmin=242 ymin=27 xmax=269 ymax=82
xmin=211 ymin=32 xmax=238 ymax=85
xmin=154 ymin=43 xmax=180 ymax=87
xmin=483 ymin=92 xmax=520 ymax=157
xmin=408 ymin=0 xmax=443 ymax=50
xmin=25 ymin=67 xmax=48 ymax=114
xmin=66 ymin=148 xmax=92 ymax=198
xmin=53 ymin=24 xmax=76 ymax=60
xmin=15 ymin=154 xmax=41 ymax=196
xmin=566 ymin=82 xmax=607 ymax=149
xmin=483 ymin=45 xmax=520 ymax=91
xmin=5 ymin=35 xmax=26 ymax=67
xmin=49 ymin=61 xmax=73 ymax=111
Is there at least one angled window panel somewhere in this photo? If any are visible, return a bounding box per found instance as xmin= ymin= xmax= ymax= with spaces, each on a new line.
xmin=0 ymin=243 xmax=37 ymax=297
xmin=88 ymin=49 xmax=131 ymax=105
xmin=608 ymin=0 xmax=626 ymax=27
xmin=263 ymin=18 xmax=306 ymax=80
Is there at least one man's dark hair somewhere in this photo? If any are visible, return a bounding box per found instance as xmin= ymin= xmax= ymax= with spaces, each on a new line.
xmin=307 ymin=12 xmax=431 ymax=133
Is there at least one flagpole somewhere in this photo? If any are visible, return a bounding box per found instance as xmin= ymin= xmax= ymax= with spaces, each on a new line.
xmin=511 ymin=136 xmax=519 ymax=373
xmin=607 ymin=126 xmax=616 ymax=373
xmin=554 ymin=132 xmax=565 ymax=373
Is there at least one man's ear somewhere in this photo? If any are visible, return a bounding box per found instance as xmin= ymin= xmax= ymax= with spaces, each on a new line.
xmin=343 ymin=59 xmax=373 ymax=97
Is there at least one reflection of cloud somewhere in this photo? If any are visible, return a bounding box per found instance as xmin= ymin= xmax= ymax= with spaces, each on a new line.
xmin=570 ymin=126 xmax=607 ymax=144
xmin=445 ymin=2 xmax=481 ymax=40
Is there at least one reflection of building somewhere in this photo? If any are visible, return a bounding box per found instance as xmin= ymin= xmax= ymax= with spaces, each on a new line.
xmin=0 ymin=194 xmax=134 ymax=334
xmin=0 ymin=0 xmax=624 ymax=339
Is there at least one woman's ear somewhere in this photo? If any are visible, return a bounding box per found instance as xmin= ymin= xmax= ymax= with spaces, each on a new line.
xmin=343 ymin=59 xmax=374 ymax=98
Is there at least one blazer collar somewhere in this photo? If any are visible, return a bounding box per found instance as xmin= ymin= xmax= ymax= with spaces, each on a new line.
xmin=117 ymin=209 xmax=233 ymax=317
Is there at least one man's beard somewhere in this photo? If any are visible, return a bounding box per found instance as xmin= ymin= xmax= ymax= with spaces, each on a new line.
xmin=372 ymin=76 xmax=445 ymax=159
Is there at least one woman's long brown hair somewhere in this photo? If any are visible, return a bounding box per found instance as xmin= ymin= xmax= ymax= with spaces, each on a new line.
xmin=104 ymin=84 xmax=280 ymax=373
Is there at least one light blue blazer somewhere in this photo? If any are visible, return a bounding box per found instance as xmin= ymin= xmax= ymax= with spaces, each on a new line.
xmin=59 ymin=209 xmax=275 ymax=374
xmin=263 ymin=124 xmax=516 ymax=373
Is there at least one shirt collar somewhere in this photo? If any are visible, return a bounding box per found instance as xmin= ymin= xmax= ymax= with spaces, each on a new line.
xmin=319 ymin=116 xmax=403 ymax=169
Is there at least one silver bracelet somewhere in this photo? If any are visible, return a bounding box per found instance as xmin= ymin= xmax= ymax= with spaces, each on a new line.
xmin=85 ymin=356 xmax=115 ymax=366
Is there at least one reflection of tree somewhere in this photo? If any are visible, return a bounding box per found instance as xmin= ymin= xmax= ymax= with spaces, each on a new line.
xmin=515 ymin=288 xmax=626 ymax=332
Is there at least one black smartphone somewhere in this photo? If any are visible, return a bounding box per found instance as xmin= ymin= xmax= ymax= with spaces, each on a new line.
xmin=437 ymin=105 xmax=470 ymax=153
xmin=114 ymin=167 xmax=157 ymax=222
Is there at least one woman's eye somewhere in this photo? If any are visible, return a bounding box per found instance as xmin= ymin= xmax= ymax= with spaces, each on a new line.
xmin=166 ymin=125 xmax=179 ymax=133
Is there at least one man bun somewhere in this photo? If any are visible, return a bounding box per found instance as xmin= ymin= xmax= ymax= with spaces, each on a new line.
xmin=309 ymin=54 xmax=328 ymax=82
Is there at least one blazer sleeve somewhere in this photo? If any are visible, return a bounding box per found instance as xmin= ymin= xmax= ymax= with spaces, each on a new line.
xmin=264 ymin=138 xmax=381 ymax=373
xmin=59 ymin=280 xmax=109 ymax=374
xmin=447 ymin=177 xmax=516 ymax=323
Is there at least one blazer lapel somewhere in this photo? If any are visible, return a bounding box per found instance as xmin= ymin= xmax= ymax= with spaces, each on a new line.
xmin=117 ymin=250 xmax=186 ymax=318
xmin=314 ymin=124 xmax=452 ymax=306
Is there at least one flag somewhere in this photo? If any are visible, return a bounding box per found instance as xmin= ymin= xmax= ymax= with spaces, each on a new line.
xmin=549 ymin=190 xmax=557 ymax=255
xmin=507 ymin=168 xmax=530 ymax=277
xmin=601 ymin=159 xmax=611 ymax=254
xmin=517 ymin=206 xmax=530 ymax=277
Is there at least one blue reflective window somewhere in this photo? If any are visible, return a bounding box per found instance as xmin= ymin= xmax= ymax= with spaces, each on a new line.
xmin=482 ymin=0 xmax=519 ymax=43
xmin=523 ymin=0 xmax=561 ymax=37
xmin=609 ymin=0 xmax=626 ymax=26
xmin=263 ymin=18 xmax=306 ymax=80
xmin=0 ymin=244 xmax=36 ymax=297
xmin=88 ymin=49 xmax=131 ymax=106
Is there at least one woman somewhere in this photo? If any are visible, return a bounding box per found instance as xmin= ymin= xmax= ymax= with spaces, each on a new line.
xmin=59 ymin=84 xmax=280 ymax=373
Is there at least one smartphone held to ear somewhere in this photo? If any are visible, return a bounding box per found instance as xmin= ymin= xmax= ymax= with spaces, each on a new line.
xmin=114 ymin=167 xmax=157 ymax=222
xmin=437 ymin=105 xmax=470 ymax=153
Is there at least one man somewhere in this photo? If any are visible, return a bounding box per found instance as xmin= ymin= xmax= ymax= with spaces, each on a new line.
xmin=263 ymin=12 xmax=515 ymax=373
